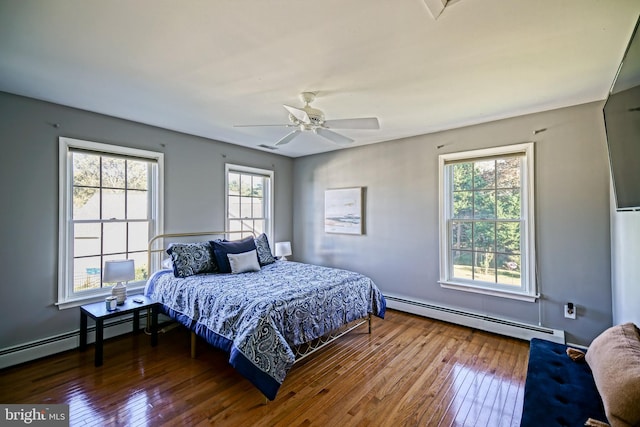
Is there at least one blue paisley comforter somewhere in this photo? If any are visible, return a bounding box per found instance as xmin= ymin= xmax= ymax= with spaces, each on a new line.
xmin=144 ymin=260 xmax=386 ymax=400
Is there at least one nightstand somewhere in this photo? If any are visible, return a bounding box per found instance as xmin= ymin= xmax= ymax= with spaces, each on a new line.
xmin=79 ymin=296 xmax=159 ymax=366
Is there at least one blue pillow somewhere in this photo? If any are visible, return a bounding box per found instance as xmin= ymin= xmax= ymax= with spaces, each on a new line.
xmin=254 ymin=233 xmax=276 ymax=266
xmin=167 ymin=242 xmax=216 ymax=278
xmin=211 ymin=236 xmax=257 ymax=273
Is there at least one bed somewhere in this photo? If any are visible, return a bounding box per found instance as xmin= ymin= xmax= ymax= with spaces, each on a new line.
xmin=144 ymin=231 xmax=387 ymax=400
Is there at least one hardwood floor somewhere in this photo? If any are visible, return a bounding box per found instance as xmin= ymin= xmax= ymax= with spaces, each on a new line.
xmin=0 ymin=310 xmax=530 ymax=426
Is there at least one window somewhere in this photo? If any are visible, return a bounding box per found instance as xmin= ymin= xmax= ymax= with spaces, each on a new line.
xmin=58 ymin=137 xmax=163 ymax=309
xmin=225 ymin=164 xmax=273 ymax=239
xmin=439 ymin=143 xmax=537 ymax=301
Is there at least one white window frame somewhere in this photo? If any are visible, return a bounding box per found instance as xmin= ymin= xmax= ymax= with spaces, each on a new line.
xmin=225 ymin=164 xmax=274 ymax=240
xmin=438 ymin=142 xmax=538 ymax=302
xmin=57 ymin=137 xmax=164 ymax=309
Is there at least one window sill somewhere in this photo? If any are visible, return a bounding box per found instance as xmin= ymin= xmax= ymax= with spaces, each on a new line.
xmin=439 ymin=281 xmax=539 ymax=303
xmin=56 ymin=285 xmax=146 ymax=310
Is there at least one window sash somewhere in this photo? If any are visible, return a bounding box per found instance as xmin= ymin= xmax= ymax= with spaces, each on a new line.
xmin=225 ymin=164 xmax=273 ymax=240
xmin=58 ymin=137 xmax=163 ymax=309
xmin=439 ymin=143 xmax=536 ymax=301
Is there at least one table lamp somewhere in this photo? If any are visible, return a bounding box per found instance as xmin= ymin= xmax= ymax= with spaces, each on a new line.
xmin=103 ymin=259 xmax=135 ymax=305
xmin=274 ymin=241 xmax=292 ymax=261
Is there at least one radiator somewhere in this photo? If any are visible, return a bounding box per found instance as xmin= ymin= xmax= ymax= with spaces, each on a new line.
xmin=385 ymin=294 xmax=565 ymax=344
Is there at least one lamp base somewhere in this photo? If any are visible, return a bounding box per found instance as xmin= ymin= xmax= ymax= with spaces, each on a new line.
xmin=111 ymin=282 xmax=127 ymax=305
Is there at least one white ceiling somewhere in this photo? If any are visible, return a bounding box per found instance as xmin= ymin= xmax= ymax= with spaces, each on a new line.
xmin=1 ymin=1 xmax=639 ymax=157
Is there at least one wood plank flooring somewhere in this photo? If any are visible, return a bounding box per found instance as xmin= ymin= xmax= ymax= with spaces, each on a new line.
xmin=0 ymin=309 xmax=530 ymax=426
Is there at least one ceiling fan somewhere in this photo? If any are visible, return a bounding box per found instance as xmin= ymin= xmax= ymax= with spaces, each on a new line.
xmin=235 ymin=92 xmax=380 ymax=146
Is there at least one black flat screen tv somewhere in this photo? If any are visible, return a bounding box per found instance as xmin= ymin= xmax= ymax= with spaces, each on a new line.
xmin=604 ymin=17 xmax=640 ymax=211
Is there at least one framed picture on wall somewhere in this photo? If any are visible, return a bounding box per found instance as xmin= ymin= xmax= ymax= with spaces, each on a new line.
xmin=324 ymin=187 xmax=364 ymax=235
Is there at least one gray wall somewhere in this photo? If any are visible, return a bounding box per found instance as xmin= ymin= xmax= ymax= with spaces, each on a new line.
xmin=0 ymin=91 xmax=294 ymax=349
xmin=293 ymin=101 xmax=613 ymax=346
xmin=0 ymin=91 xmax=614 ymax=352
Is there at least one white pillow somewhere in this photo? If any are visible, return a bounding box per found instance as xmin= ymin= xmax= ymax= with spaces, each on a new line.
xmin=227 ymin=250 xmax=261 ymax=274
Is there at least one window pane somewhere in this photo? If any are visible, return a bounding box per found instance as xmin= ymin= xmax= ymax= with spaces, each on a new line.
xmin=103 ymin=222 xmax=126 ymax=255
xmin=497 ymin=157 xmax=520 ymax=189
xmin=474 ymin=253 xmax=496 ymax=283
xmin=453 ymin=191 xmax=473 ymax=219
xmin=252 ymin=176 xmax=264 ymax=198
xmin=240 ymin=175 xmax=252 ymax=196
xmin=74 ymin=256 xmax=102 ymax=292
xmin=453 ymin=163 xmax=473 ymax=191
xmin=474 ymin=190 xmax=495 ymax=219
xmin=74 ymin=223 xmax=101 ymax=257
xmin=228 ymin=195 xmax=240 ymax=219
xmin=473 ymin=222 xmax=495 ymax=252
xmin=452 ymin=250 xmax=473 ymax=280
xmin=496 ymin=222 xmax=520 ymax=254
xmin=128 ymin=222 xmax=149 ymax=252
xmin=228 ymin=173 xmax=240 ymax=196
xmin=497 ymin=189 xmax=520 ymax=219
xmin=497 ymin=254 xmax=521 ymax=286
xmin=240 ymin=196 xmax=252 ymax=218
xmin=127 ymin=189 xmax=148 ymax=219
xmin=102 ymin=189 xmax=125 ymax=219
xmin=253 ymin=219 xmax=265 ymax=235
xmin=228 ymin=219 xmax=242 ymax=232
xmin=451 ymin=221 xmax=472 ymax=250
xmin=474 ymin=160 xmax=495 ymax=190
xmin=73 ymin=187 xmax=99 ymax=220
xmin=102 ymin=157 xmax=126 ymax=189
xmin=252 ymin=198 xmax=263 ymax=218
xmin=240 ymin=219 xmax=254 ymax=232
xmin=129 ymin=252 xmax=148 ymax=281
xmin=127 ymin=160 xmax=148 ymax=190
xmin=73 ymin=152 xmax=100 ymax=187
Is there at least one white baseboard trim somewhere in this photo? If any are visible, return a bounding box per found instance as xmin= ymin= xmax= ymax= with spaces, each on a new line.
xmin=385 ymin=293 xmax=565 ymax=344
xmin=0 ymin=315 xmax=147 ymax=370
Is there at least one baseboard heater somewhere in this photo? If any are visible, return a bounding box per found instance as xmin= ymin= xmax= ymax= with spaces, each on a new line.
xmin=0 ymin=313 xmax=154 ymax=370
xmin=385 ymin=294 xmax=565 ymax=344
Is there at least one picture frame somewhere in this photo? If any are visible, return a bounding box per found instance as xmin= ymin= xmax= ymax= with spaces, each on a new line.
xmin=324 ymin=187 xmax=364 ymax=235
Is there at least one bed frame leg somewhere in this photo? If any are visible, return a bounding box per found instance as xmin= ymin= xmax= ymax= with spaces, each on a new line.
xmin=191 ymin=332 xmax=197 ymax=358
xmin=368 ymin=313 xmax=372 ymax=334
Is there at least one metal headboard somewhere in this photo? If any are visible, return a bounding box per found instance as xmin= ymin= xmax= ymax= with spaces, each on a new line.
xmin=147 ymin=230 xmax=255 ymax=274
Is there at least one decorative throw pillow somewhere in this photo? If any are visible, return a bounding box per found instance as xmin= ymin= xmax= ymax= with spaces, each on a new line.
xmin=585 ymin=322 xmax=640 ymax=427
xmin=211 ymin=236 xmax=257 ymax=274
xmin=228 ymin=249 xmax=261 ymax=274
xmin=254 ymin=233 xmax=276 ymax=266
xmin=166 ymin=242 xmax=216 ymax=278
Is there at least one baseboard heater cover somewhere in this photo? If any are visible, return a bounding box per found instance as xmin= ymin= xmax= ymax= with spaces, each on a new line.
xmin=0 ymin=313 xmax=155 ymax=370
xmin=385 ymin=294 xmax=565 ymax=344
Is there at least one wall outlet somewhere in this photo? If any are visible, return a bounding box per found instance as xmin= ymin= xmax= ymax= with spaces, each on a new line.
xmin=564 ymin=303 xmax=576 ymax=319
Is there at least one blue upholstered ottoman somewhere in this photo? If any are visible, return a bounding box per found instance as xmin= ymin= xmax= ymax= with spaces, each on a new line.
xmin=520 ymin=338 xmax=607 ymax=427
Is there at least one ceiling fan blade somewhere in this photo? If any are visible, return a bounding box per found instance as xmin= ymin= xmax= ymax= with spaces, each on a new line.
xmin=283 ymin=105 xmax=310 ymax=123
xmin=316 ymin=128 xmax=354 ymax=144
xmin=323 ymin=117 xmax=380 ymax=129
xmin=275 ymin=129 xmax=301 ymax=146
xmin=233 ymin=124 xmax=291 ymax=127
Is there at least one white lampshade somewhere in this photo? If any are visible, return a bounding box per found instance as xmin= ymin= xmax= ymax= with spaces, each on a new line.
xmin=103 ymin=260 xmax=135 ymax=305
xmin=103 ymin=259 xmax=135 ymax=283
xmin=275 ymin=241 xmax=292 ymax=260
